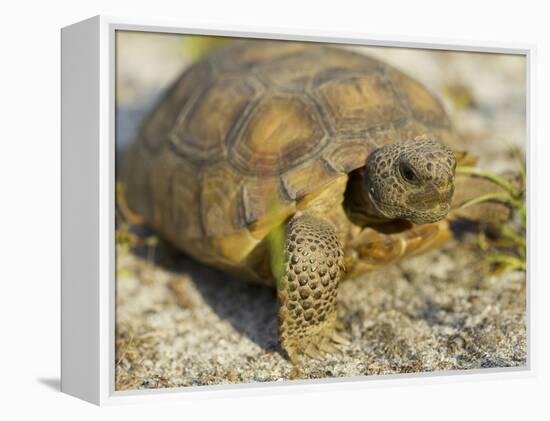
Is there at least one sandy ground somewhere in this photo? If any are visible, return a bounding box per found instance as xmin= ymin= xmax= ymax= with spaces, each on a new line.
xmin=115 ymin=235 xmax=526 ymax=389
xmin=114 ymin=33 xmax=527 ymax=390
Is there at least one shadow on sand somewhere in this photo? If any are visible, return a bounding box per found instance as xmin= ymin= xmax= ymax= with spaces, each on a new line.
xmin=133 ymin=241 xmax=280 ymax=353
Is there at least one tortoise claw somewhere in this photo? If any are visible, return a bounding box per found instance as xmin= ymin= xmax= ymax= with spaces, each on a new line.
xmin=318 ymin=339 xmax=340 ymax=354
xmin=304 ymin=343 xmax=324 ymax=359
xmin=285 ymin=323 xmax=350 ymax=363
xmin=331 ymin=330 xmax=350 ymax=345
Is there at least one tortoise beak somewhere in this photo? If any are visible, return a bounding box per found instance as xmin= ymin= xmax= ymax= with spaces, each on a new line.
xmin=407 ymin=183 xmax=442 ymax=211
xmin=407 ymin=183 xmax=454 ymax=223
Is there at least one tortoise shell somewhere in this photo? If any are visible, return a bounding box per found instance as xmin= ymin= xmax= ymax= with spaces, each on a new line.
xmin=124 ymin=40 xmax=454 ymax=276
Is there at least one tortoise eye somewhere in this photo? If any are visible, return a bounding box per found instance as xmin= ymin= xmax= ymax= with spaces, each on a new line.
xmin=399 ymin=162 xmax=418 ymax=184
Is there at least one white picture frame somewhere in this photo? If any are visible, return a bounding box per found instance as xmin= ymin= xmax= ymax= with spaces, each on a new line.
xmin=61 ymin=15 xmax=536 ymax=406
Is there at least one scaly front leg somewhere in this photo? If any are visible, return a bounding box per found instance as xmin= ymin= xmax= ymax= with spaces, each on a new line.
xmin=275 ymin=213 xmax=348 ymax=363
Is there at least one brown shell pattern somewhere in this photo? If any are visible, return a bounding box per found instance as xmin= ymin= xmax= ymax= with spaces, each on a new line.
xmin=125 ymin=40 xmax=453 ymax=240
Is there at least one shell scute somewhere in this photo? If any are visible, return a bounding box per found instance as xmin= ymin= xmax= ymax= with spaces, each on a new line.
xmin=281 ymin=160 xmax=339 ymax=201
xmin=141 ymin=61 xmax=214 ymax=153
xmin=229 ymin=94 xmax=329 ymax=175
xmin=322 ymin=139 xmax=371 ymax=173
xmin=314 ymin=73 xmax=409 ymax=137
xmin=147 ymin=148 xmax=204 ymax=241
xmin=170 ymin=76 xmax=263 ymax=162
xmin=200 ymin=164 xmax=245 ymax=237
xmin=241 ymin=176 xmax=292 ymax=226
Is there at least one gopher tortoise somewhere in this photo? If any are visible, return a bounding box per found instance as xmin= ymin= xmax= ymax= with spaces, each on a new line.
xmin=124 ymin=40 xmax=499 ymax=362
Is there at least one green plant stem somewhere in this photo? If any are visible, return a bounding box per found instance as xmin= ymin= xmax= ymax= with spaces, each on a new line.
xmin=484 ymin=254 xmax=526 ymax=271
xmin=510 ymin=147 xmax=526 ymax=184
xmin=452 ymin=192 xmax=521 ymax=212
xmin=501 ymin=226 xmax=526 ymax=250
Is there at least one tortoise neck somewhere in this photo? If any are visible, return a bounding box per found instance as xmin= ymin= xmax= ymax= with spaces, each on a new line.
xmin=343 ymin=168 xmax=391 ymax=227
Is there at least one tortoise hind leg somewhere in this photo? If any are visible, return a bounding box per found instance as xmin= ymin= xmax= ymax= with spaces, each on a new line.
xmin=274 ymin=212 xmax=348 ymax=363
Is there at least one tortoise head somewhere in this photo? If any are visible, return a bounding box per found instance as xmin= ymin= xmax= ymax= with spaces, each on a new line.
xmin=363 ymin=138 xmax=456 ymax=224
